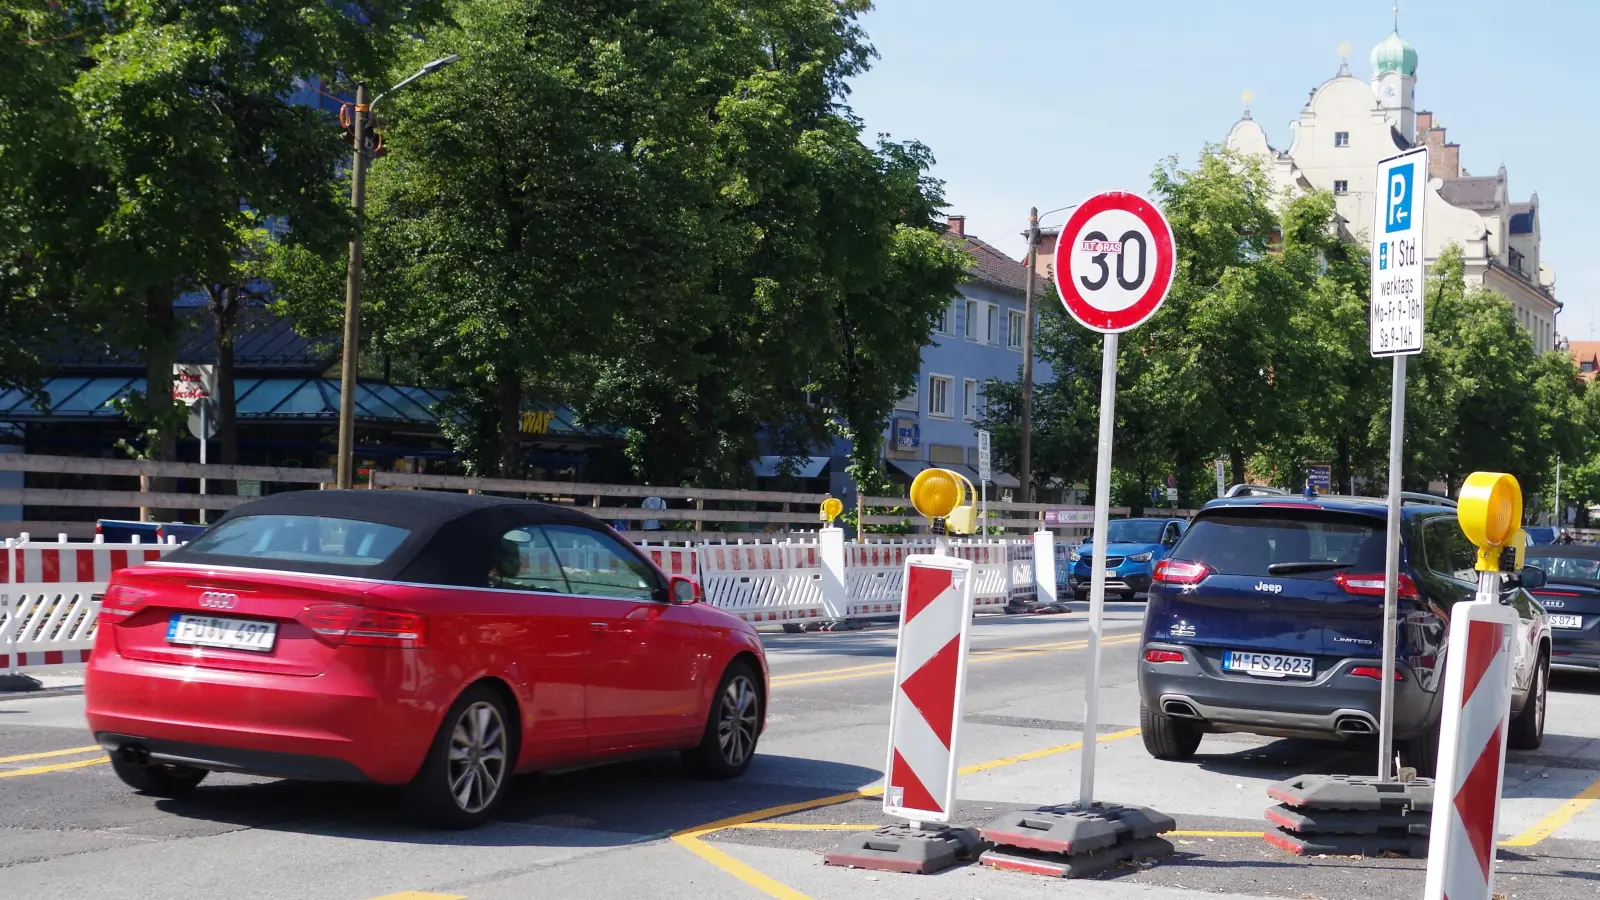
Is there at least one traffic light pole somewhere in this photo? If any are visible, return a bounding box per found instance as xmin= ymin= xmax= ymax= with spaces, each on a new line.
xmin=1019 ymin=208 xmax=1039 ymax=502
xmin=336 ymin=83 xmax=369 ymax=490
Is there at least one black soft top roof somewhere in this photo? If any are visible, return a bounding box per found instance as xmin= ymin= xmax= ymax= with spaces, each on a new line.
xmin=160 ymin=489 xmax=628 ymax=586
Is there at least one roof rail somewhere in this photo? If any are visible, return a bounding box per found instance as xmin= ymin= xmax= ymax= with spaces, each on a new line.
xmin=1224 ymin=483 xmax=1291 ymax=498
xmin=1401 ymin=491 xmax=1457 ymax=508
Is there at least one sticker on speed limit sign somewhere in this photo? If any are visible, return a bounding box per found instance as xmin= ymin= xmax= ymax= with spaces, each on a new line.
xmin=1052 ymin=192 xmax=1176 ymax=333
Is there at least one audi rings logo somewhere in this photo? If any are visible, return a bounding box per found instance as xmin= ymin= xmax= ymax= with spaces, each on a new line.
xmin=198 ymin=592 xmax=238 ymax=610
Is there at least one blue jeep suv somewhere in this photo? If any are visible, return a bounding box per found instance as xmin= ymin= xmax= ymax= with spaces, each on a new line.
xmin=1137 ymin=493 xmax=1551 ymax=775
xmin=1068 ymin=517 xmax=1187 ymax=600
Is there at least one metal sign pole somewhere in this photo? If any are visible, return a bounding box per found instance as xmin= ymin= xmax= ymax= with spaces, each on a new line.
xmin=1079 ymin=331 xmax=1118 ymax=808
xmin=1378 ymin=353 xmax=1407 ymax=781
xmin=199 ymin=402 xmax=209 ymax=526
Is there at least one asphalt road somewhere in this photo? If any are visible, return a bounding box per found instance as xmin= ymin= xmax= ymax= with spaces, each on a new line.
xmin=2 ymin=603 xmax=1599 ymax=900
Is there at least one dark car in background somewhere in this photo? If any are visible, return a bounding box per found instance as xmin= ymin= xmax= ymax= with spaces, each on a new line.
xmin=1522 ymin=544 xmax=1600 ymax=674
xmin=1136 ymin=493 xmax=1551 ymax=775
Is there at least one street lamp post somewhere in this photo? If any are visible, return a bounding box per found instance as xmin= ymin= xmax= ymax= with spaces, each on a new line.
xmin=335 ymin=54 xmax=462 ymax=489
xmin=1017 ymin=203 xmax=1077 ymax=503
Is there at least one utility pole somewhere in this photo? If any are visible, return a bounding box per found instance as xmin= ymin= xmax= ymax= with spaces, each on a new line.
xmin=336 ymin=82 xmax=369 ymax=490
xmin=1019 ymin=207 xmax=1040 ymax=502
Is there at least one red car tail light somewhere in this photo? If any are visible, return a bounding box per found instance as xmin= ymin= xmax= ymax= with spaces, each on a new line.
xmin=1144 ymin=649 xmax=1185 ymax=663
xmin=1349 ymin=665 xmax=1404 ymax=681
xmin=1153 ymin=560 xmax=1210 ymax=585
xmin=97 ymin=584 xmax=153 ymax=624
xmin=298 ymin=604 xmax=426 ymax=648
xmin=1333 ymin=572 xmax=1420 ymax=599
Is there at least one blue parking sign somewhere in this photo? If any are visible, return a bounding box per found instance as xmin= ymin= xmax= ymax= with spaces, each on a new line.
xmin=1384 ymin=162 xmax=1414 ymax=234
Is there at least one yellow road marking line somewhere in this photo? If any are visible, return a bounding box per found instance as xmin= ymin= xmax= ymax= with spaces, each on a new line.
xmin=1500 ymin=777 xmax=1600 ymax=847
xmin=728 ymin=823 xmax=879 ymax=831
xmin=1170 ymin=830 xmax=1263 ymax=837
xmin=671 ymin=728 xmax=1144 ymax=899
xmin=670 ymin=836 xmax=813 ymax=900
xmin=0 ymin=756 xmax=108 ymax=779
xmin=770 ymin=633 xmax=1140 ymax=688
xmin=365 ymin=893 xmax=468 ymax=900
xmin=0 ymin=745 xmax=101 ymax=765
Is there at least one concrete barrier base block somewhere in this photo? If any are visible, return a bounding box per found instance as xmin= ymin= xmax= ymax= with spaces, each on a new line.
xmin=0 ymin=673 xmax=43 ymax=692
xmin=980 ymin=803 xmax=1175 ymax=854
xmin=980 ymin=835 xmax=1175 ymax=879
xmin=1267 ymin=774 xmax=1435 ymax=812
xmin=823 ymin=823 xmax=985 ymax=875
xmin=1263 ymin=828 xmax=1429 ymax=858
xmin=1266 ymin=804 xmax=1430 ymax=836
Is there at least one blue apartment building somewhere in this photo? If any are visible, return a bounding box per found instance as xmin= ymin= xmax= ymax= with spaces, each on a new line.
xmin=820 ymin=216 xmax=1053 ymax=502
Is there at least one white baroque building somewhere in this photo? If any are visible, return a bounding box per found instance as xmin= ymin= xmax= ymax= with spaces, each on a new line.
xmin=1226 ymin=30 xmax=1561 ymax=352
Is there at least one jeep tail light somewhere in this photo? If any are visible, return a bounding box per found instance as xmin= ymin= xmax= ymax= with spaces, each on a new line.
xmin=1334 ymin=572 xmax=1420 ymax=599
xmin=97 ymin=584 xmax=153 ymax=624
xmin=1153 ymin=560 xmax=1210 ymax=585
xmin=298 ymin=604 xmax=426 ymax=648
xmin=1144 ymin=649 xmax=1185 ymax=664
xmin=1349 ymin=666 xmax=1404 ymax=681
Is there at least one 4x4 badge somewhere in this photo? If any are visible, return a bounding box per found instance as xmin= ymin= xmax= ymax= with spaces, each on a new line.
xmin=1253 ymin=581 xmax=1283 ymax=594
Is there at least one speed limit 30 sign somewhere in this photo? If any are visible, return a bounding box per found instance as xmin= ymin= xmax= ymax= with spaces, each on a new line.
xmin=1052 ymin=192 xmax=1176 ymax=333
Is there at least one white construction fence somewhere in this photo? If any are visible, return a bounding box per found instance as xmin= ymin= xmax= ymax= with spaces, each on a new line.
xmin=1 ymin=531 xmax=1057 ymax=677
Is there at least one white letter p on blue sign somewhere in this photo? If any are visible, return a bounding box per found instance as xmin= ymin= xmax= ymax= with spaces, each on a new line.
xmin=1385 ymin=163 xmax=1414 ymax=234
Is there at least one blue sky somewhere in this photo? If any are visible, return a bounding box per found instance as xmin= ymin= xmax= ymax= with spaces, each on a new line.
xmin=846 ymin=0 xmax=1600 ymax=340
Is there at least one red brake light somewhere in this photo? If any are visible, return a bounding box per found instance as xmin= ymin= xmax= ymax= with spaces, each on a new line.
xmin=1534 ymin=590 xmax=1583 ymax=597
xmin=97 ymin=583 xmax=152 ymax=624
xmin=1349 ymin=666 xmax=1404 ymax=681
xmin=1334 ymin=572 xmax=1420 ymax=599
xmin=1144 ymin=649 xmax=1186 ymax=664
xmin=1259 ymin=502 xmax=1322 ymax=509
xmin=297 ymin=604 xmax=426 ymax=648
xmin=1153 ymin=560 xmax=1210 ymax=585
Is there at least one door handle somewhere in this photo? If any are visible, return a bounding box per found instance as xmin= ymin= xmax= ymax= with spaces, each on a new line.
xmin=590 ymin=621 xmax=608 ymax=633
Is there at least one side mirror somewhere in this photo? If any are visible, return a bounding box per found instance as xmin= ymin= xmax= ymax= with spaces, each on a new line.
xmin=670 ymin=575 xmax=703 ymax=605
xmin=1520 ymin=565 xmax=1547 ymax=591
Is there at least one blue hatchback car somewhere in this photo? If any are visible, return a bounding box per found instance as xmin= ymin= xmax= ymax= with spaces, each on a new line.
xmin=1136 ymin=493 xmax=1551 ymax=776
xmin=1068 ymin=517 xmax=1187 ymax=600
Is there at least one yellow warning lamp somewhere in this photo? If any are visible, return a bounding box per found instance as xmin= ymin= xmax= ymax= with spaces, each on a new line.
xmin=820 ymin=497 xmax=843 ymax=524
xmin=1457 ymin=472 xmax=1524 ymax=572
xmin=909 ymin=467 xmax=978 ymax=535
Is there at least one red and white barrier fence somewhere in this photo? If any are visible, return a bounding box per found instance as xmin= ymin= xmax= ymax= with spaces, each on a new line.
xmin=1 ymin=538 xmax=184 ymax=675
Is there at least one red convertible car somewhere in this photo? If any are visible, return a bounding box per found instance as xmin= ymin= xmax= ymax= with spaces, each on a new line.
xmin=85 ymin=490 xmax=767 ymax=827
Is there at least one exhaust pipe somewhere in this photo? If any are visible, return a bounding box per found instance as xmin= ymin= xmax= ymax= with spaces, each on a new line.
xmin=1162 ymin=699 xmax=1201 ymax=719
xmin=118 ymin=743 xmax=151 ymax=765
xmin=1335 ymin=716 xmax=1375 ymax=735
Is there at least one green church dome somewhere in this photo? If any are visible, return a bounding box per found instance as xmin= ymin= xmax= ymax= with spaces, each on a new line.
xmin=1371 ymin=31 xmax=1417 ymax=77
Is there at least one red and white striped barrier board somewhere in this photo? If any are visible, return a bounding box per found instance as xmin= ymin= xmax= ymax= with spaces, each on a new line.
xmin=3 ymin=545 xmax=173 ymax=583
xmin=882 ymin=554 xmax=975 ymax=824
xmin=643 ymin=545 xmax=698 ymax=576
xmin=1424 ymin=600 xmax=1517 ymax=900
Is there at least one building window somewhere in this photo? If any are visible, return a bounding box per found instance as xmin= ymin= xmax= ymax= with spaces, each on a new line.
xmin=963 ymin=379 xmax=979 ymax=420
xmin=1334 ymin=131 xmax=1350 ymax=148
xmin=965 ymin=300 xmax=978 ymax=341
xmin=1333 ymin=180 xmax=1349 ymax=195
xmin=934 ymin=302 xmax=953 ymax=335
xmin=1582 ymin=361 xmax=1595 ymax=374
xmin=1008 ymin=310 xmax=1024 ymax=350
xmin=929 ymin=375 xmax=953 ymax=418
xmin=986 ymin=305 xmax=998 ymax=345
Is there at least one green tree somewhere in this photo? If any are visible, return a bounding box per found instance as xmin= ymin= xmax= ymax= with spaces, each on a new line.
xmin=65 ymin=0 xmax=440 ymax=465
xmin=0 ymin=4 xmax=102 ymax=398
xmin=276 ymin=0 xmax=963 ymax=484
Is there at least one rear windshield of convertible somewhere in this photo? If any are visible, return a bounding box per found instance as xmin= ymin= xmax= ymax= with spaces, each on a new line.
xmin=179 ymin=515 xmax=411 ymax=568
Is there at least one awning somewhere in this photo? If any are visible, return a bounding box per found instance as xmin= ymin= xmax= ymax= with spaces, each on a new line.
xmin=751 ymin=455 xmax=830 ymax=478
xmin=987 ymin=471 xmax=1021 ymax=489
xmin=886 ymin=458 xmax=929 ymax=480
